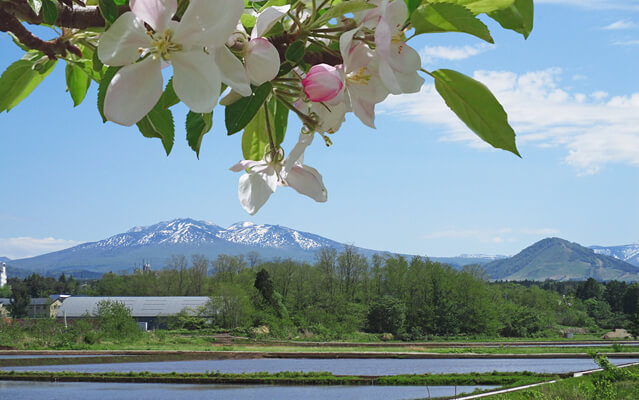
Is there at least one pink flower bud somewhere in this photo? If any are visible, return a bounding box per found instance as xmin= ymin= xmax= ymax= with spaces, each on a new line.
xmin=302 ymin=64 xmax=344 ymax=103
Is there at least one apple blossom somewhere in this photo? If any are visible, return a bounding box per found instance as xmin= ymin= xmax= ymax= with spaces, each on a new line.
xmin=98 ymin=0 xmax=251 ymax=126
xmin=230 ymin=133 xmax=326 ymax=215
xmin=339 ymin=30 xmax=389 ymax=128
xmin=362 ymin=0 xmax=424 ymax=95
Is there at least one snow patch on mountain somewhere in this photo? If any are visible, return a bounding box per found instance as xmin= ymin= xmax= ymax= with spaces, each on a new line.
xmin=217 ymin=222 xmax=336 ymax=250
xmin=76 ymin=219 xmax=339 ymax=252
xmin=591 ymin=244 xmax=639 ymax=266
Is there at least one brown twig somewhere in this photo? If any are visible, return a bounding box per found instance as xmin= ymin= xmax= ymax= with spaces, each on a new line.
xmin=0 ymin=9 xmax=81 ymax=59
xmin=1 ymin=0 xmax=128 ymax=29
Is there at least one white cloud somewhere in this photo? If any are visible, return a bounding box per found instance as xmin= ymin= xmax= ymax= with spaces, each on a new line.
xmin=536 ymin=0 xmax=639 ymax=10
xmin=420 ymin=44 xmax=493 ymax=64
xmin=0 ymin=237 xmax=80 ymax=259
xmin=603 ymin=20 xmax=637 ymax=30
xmin=381 ymin=68 xmax=639 ymax=174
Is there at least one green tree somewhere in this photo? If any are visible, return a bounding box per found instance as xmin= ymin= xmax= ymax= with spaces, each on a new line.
xmin=603 ymin=280 xmax=627 ymax=313
xmin=94 ymin=300 xmax=141 ymax=341
xmin=8 ymin=278 xmax=29 ymax=318
xmin=576 ymin=278 xmax=603 ymax=301
xmin=366 ymin=295 xmax=405 ymax=335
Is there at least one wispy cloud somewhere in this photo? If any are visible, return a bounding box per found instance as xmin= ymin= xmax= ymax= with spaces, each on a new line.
xmin=0 ymin=237 xmax=80 ymax=260
xmin=613 ymin=39 xmax=639 ymax=45
xmin=536 ymin=0 xmax=639 ymax=10
xmin=381 ymin=68 xmax=639 ymax=175
xmin=603 ymin=19 xmax=637 ymax=30
xmin=420 ymin=44 xmax=493 ymax=64
xmin=424 ymin=228 xmax=513 ymax=244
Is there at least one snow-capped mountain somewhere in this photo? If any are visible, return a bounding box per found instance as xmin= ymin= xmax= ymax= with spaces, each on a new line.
xmin=591 ymin=244 xmax=639 ymax=267
xmin=77 ymin=218 xmax=341 ymax=252
xmin=7 ymin=218 xmax=353 ymax=275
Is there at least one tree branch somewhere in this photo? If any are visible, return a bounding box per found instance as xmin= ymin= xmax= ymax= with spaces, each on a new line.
xmin=0 ymin=8 xmax=81 ymax=59
xmin=1 ymin=0 xmax=128 ymax=29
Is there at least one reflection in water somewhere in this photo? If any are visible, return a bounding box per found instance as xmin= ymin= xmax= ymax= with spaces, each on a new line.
xmin=0 ymin=381 xmax=497 ymax=400
xmin=2 ymin=357 xmax=637 ymax=375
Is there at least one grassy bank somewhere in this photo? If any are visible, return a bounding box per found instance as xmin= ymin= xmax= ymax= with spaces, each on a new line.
xmin=0 ymin=370 xmax=557 ymax=387
xmin=488 ymin=361 xmax=639 ymax=399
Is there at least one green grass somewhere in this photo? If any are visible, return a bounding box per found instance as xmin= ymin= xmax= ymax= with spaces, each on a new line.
xmin=0 ymin=370 xmax=557 ymax=387
xmin=489 ymin=364 xmax=639 ymax=399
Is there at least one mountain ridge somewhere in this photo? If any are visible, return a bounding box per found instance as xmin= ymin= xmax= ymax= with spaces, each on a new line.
xmin=484 ymin=238 xmax=639 ymax=281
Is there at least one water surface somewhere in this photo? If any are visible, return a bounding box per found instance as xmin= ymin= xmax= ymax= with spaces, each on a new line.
xmin=3 ymin=357 xmax=637 ymax=374
xmin=0 ymin=381 xmax=497 ymax=400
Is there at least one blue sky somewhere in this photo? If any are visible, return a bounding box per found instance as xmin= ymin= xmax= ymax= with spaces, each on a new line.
xmin=0 ymin=0 xmax=638 ymax=259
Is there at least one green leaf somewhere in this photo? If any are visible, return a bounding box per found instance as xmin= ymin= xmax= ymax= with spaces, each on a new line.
xmin=225 ymin=82 xmax=272 ymax=135
xmin=41 ymin=0 xmax=58 ymax=24
xmin=431 ymin=69 xmax=520 ymax=156
xmin=136 ymin=105 xmax=175 ymax=156
xmin=158 ymin=78 xmax=179 ymax=109
xmin=314 ymin=0 xmax=377 ymax=27
xmin=186 ymin=111 xmax=213 ymax=158
xmin=405 ymin=0 xmax=422 ymax=15
xmin=411 ymin=3 xmax=493 ymax=43
xmin=98 ymin=0 xmax=119 ymax=25
xmin=27 ymin=0 xmax=43 ymax=15
xmin=423 ymin=0 xmax=514 ymax=15
xmin=285 ymin=41 xmax=306 ymax=64
xmin=241 ymin=13 xmax=257 ymax=29
xmin=65 ymin=63 xmax=91 ymax=107
xmin=113 ymin=0 xmax=127 ymax=5
xmin=268 ymin=98 xmax=288 ymax=146
xmin=0 ymin=56 xmax=56 ymax=113
xmin=488 ymin=0 xmax=534 ymax=39
xmin=241 ymin=107 xmax=269 ymax=161
xmin=97 ymin=66 xmax=119 ymax=122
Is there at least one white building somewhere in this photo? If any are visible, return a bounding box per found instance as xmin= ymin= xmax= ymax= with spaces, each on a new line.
xmin=0 ymin=263 xmax=6 ymax=288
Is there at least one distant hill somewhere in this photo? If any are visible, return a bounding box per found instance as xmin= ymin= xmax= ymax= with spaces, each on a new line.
xmin=0 ymin=257 xmax=10 ymax=263
xmin=591 ymin=244 xmax=639 ymax=267
xmin=483 ymin=238 xmax=639 ymax=281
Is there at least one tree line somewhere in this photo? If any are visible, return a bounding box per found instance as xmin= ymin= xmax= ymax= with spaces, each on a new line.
xmin=3 ymin=247 xmax=639 ymax=339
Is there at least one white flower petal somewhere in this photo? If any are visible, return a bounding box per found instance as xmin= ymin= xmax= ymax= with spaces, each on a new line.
xmin=104 ymin=57 xmax=163 ymax=126
xmin=215 ymin=46 xmax=252 ymax=97
xmin=387 ymin=0 xmax=408 ymax=33
xmin=253 ymin=5 xmax=291 ymax=39
xmin=245 ymin=38 xmax=281 ymax=85
xmin=379 ymin=59 xmax=402 ymax=95
xmin=98 ymin=12 xmax=150 ymax=66
xmin=286 ymin=164 xmax=327 ymax=202
xmin=238 ymin=172 xmax=275 ymax=215
xmin=388 ymin=42 xmax=421 ymax=74
xmin=174 ymin=0 xmax=244 ymax=48
xmin=395 ymin=71 xmax=425 ymax=94
xmin=130 ymin=0 xmax=177 ymax=32
xmin=340 ymin=28 xmax=358 ymax=62
xmin=230 ymin=159 xmax=262 ymax=172
xmin=350 ymin=96 xmax=377 ymax=128
xmin=284 ymin=133 xmax=314 ymax=174
xmin=172 ymin=50 xmax=221 ymax=113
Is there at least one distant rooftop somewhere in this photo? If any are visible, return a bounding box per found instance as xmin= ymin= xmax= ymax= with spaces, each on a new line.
xmin=56 ymin=296 xmax=211 ymax=318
